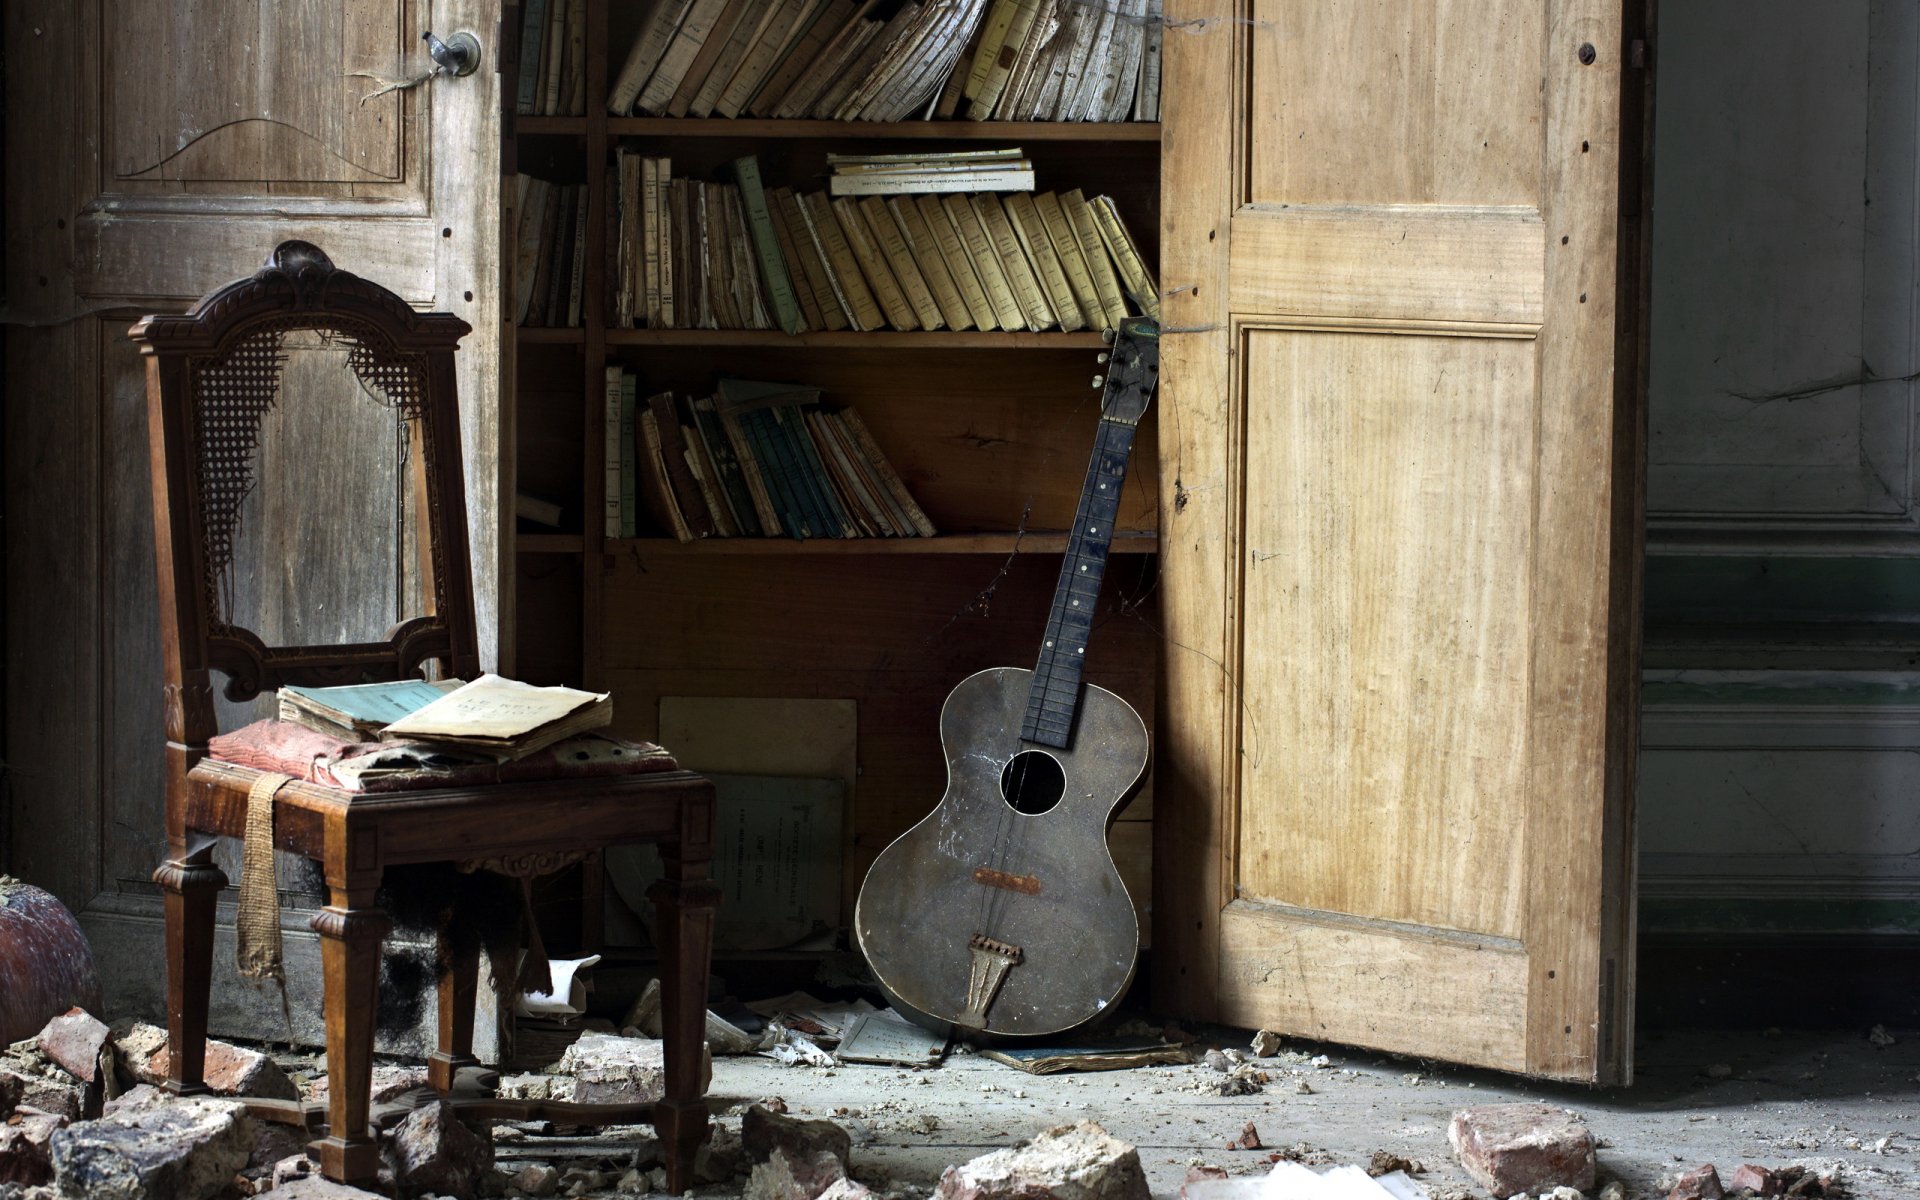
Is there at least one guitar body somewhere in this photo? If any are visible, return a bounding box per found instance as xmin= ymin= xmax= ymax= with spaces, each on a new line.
xmin=855 ymin=667 xmax=1148 ymax=1038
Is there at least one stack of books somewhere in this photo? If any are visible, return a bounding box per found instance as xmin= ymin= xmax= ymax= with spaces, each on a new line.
xmin=512 ymin=176 xmax=592 ymax=328
xmin=604 ymin=373 xmax=937 ymax=541
xmin=280 ymin=675 xmax=613 ymax=763
xmin=514 ymin=0 xmax=589 ymax=117
xmin=608 ymin=0 xmax=1161 ymax=123
xmin=612 ymin=153 xmax=1157 ymax=334
xmin=826 ymin=148 xmax=1035 ymax=195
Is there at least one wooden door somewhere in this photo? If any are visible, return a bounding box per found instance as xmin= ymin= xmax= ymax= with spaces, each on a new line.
xmin=1153 ymin=1 xmax=1650 ymax=1082
xmin=4 ymin=0 xmax=501 ymax=1041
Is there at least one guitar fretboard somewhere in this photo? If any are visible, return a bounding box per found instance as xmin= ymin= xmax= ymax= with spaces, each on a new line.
xmin=1020 ymin=414 xmax=1139 ymax=748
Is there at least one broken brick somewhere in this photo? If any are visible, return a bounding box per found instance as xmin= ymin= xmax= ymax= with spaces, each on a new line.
xmin=113 ymin=1023 xmax=298 ymax=1101
xmin=1670 ymin=1165 xmax=1725 ymax=1200
xmin=936 ymin=1121 xmax=1150 ymax=1200
xmin=384 ymin=1100 xmax=494 ymax=1198
xmin=1448 ymin=1104 xmax=1597 ymax=1197
xmin=1730 ymin=1165 xmax=1780 ymax=1196
xmin=744 ymin=1102 xmax=852 ymax=1169
xmin=744 ymin=1146 xmax=853 ymax=1200
xmin=34 ymin=1010 xmax=109 ymax=1086
xmin=49 ymin=1092 xmax=252 ymax=1200
xmin=550 ymin=1033 xmax=710 ymax=1105
xmin=1226 ymin=1121 xmax=1263 ymax=1151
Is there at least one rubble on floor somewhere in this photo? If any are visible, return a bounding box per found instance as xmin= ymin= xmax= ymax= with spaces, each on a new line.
xmin=1447 ymin=1104 xmax=1597 ymax=1197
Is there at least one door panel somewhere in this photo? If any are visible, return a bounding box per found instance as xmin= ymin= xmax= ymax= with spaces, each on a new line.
xmin=6 ymin=0 xmax=502 ymax=1050
xmin=1155 ymin=0 xmax=1646 ymax=1082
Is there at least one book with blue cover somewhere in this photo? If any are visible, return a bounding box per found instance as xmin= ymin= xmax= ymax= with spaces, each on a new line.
xmin=277 ymin=678 xmax=463 ymax=741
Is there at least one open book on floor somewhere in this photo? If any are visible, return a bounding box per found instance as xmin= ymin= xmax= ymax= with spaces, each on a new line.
xmin=379 ymin=674 xmax=613 ymax=762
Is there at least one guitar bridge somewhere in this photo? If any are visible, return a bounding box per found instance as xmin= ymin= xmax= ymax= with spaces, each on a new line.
xmin=957 ymin=934 xmax=1023 ymax=1030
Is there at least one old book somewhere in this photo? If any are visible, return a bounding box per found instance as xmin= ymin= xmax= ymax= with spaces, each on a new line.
xmin=963 ymin=0 xmax=1038 ymax=116
xmin=1063 ymin=188 xmax=1129 ymax=329
xmin=1034 ymin=192 xmax=1103 ymax=331
xmin=942 ymin=193 xmax=1024 ymax=330
xmin=1135 ymin=0 xmax=1162 ymax=121
xmin=565 ymin=180 xmax=591 ymax=327
xmin=810 ymin=409 xmax=897 ymax=536
xmin=800 ymin=410 xmax=877 ymax=536
xmin=765 ymin=187 xmax=824 ymax=331
xmin=887 ymin=197 xmax=972 ymax=331
xmin=637 ymin=0 xmax=733 ymax=115
xmin=817 ymin=2 xmax=923 ymax=119
xmin=686 ymin=0 xmax=769 ymax=116
xmin=839 ymin=407 xmax=936 ymax=537
xmin=679 ymin=399 xmax=740 ymax=537
xmin=666 ymin=0 xmax=757 ymax=117
xmin=614 ymin=151 xmax=640 ymax=326
xmin=515 ymin=0 xmax=551 ymax=115
xmin=279 ymin=679 xmax=463 ymax=742
xmin=526 ymin=183 xmax=568 ymax=326
xmin=1098 ymin=0 xmax=1146 ymax=122
xmin=800 ymin=191 xmax=885 ymax=332
xmin=713 ymin=0 xmax=816 ymax=117
xmin=933 ymin=8 xmax=988 ymax=119
xmin=829 ymin=163 xmax=1035 ymax=195
xmin=540 ymin=0 xmax=568 ymax=114
xmin=669 ymin=180 xmax=693 ymax=328
xmin=728 ymin=185 xmax=773 ymax=330
xmin=564 ymin=0 xmax=589 ymax=114
xmin=620 ymin=371 xmax=639 ymax=537
xmin=687 ymin=393 xmax=763 ymax=536
xmin=878 ymin=0 xmax=991 ymax=121
xmin=972 ymin=192 xmax=1056 ymax=330
xmin=381 ymin=675 xmax=613 ymax=762
xmin=833 ymin=196 xmax=918 ymax=331
xmin=859 ymin=197 xmax=944 ymax=330
xmin=700 ymin=183 xmax=735 ymax=329
xmin=513 ymin=177 xmax=552 ymax=323
xmin=1003 ymin=192 xmax=1084 ymax=331
xmin=773 ymin=186 xmax=844 ymax=331
xmin=914 ymin=194 xmax=995 ymax=330
xmin=1091 ymin=194 xmax=1159 ymax=319
xmin=1054 ymin=0 xmax=1110 ymax=120
xmin=734 ymin=401 xmax=817 ymax=538
xmin=655 ymin=159 xmax=676 ymax=327
xmin=784 ymin=17 xmax=884 ymax=119
xmin=708 ymin=395 xmax=783 ymax=535
xmin=774 ymin=403 xmax=857 ymax=536
xmin=648 ymin=391 xmax=718 ymax=536
xmin=604 ymin=365 xmax=625 ymax=538
xmin=637 ymin=405 xmax=694 ymax=541
xmin=993 ymin=0 xmax=1061 ymax=119
xmin=719 ymin=379 xmax=844 ymax=538
xmin=609 ymin=0 xmax=694 ymax=114
xmin=838 ymin=0 xmax=957 ymax=120
xmin=747 ymin=0 xmax=859 ymax=116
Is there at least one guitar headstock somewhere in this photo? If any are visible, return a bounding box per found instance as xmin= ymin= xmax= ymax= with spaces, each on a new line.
xmin=1100 ymin=316 xmax=1160 ymax=428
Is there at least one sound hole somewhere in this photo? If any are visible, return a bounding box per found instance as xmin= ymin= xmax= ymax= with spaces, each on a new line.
xmin=1000 ymin=750 xmax=1066 ymax=815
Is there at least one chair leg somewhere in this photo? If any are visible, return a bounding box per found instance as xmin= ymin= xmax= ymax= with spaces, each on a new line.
xmin=648 ymin=850 xmax=721 ymax=1195
xmin=153 ymin=845 xmax=226 ymax=1096
xmin=310 ymin=886 xmax=390 ymax=1186
xmin=428 ymin=932 xmax=481 ymax=1094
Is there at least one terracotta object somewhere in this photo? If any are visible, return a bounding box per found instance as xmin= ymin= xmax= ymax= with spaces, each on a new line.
xmin=0 ymin=877 xmax=102 ymax=1046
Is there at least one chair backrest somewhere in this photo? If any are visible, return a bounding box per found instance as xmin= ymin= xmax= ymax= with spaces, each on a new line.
xmin=130 ymin=241 xmax=480 ymax=749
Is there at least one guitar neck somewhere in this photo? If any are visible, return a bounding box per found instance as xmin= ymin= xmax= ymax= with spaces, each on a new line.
xmin=1020 ymin=413 xmax=1140 ymax=749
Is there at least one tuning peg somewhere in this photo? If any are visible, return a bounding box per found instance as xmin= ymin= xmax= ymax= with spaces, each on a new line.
xmin=1096 ymin=353 xmax=1110 ymax=364
xmin=1092 ymin=375 xmax=1106 ymax=388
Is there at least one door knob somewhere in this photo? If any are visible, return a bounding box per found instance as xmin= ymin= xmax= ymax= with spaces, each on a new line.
xmin=423 ymin=30 xmax=482 ymax=78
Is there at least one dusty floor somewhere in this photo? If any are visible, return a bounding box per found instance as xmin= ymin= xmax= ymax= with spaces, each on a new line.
xmin=660 ymin=1025 xmax=1919 ymax=1199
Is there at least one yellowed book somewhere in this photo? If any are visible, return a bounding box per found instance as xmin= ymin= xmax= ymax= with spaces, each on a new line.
xmin=915 ymin=195 xmax=996 ymax=331
xmin=1063 ymin=188 xmax=1129 ymax=329
xmin=1092 ymin=194 xmax=1160 ymax=320
xmin=714 ymin=0 xmax=817 ymax=117
xmin=955 ymin=193 xmax=1035 ymax=331
xmin=839 ymin=408 xmax=936 ymax=537
xmin=893 ymin=197 xmax=978 ymax=331
xmin=832 ymin=196 xmax=919 ymax=331
xmin=998 ymin=193 xmax=1079 ymax=331
xmin=861 ymin=197 xmax=946 ymax=331
xmin=967 ymin=0 xmax=1042 ymax=118
xmin=775 ymin=187 xmax=849 ymax=331
xmin=1034 ymin=192 xmax=1104 ymax=333
xmin=801 ymin=191 xmax=885 ymax=331
xmin=983 ymin=192 xmax=1059 ymax=332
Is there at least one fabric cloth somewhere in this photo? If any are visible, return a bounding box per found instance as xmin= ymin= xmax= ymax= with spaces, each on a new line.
xmin=236 ymin=771 xmax=293 ymax=982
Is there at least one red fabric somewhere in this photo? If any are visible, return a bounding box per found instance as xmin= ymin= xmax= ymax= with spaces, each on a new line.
xmin=208 ymin=720 xmax=677 ymax=793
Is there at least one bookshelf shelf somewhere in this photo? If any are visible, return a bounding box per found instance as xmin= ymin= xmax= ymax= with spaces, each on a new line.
xmin=602 ymin=329 xmax=1111 ymax=350
xmin=609 ymin=532 xmax=1159 ymax=556
xmin=607 ymin=118 xmax=1162 ymax=143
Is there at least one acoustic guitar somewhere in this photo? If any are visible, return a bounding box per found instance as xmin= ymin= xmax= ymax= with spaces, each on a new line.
xmin=855 ymin=317 xmax=1159 ymax=1038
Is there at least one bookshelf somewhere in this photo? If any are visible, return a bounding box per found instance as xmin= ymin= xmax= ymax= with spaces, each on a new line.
xmin=505 ymin=0 xmax=1163 ymax=952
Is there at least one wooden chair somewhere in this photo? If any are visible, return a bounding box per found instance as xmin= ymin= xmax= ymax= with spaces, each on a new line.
xmin=131 ymin=242 xmax=718 ymax=1191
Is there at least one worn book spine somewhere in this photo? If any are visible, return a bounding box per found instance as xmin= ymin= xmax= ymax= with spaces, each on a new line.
xmin=814 ymin=409 xmax=897 ymax=536
xmin=514 ymin=177 xmax=551 ymax=322
xmin=688 ymin=0 xmax=768 ymax=116
xmin=1063 ymin=188 xmax=1129 ymax=328
xmin=734 ymin=157 xmax=803 ymax=335
xmin=834 ymin=0 xmax=938 ymax=120
xmin=888 ymin=197 xmax=973 ymax=331
xmin=527 ymin=183 xmax=567 ymax=326
xmin=943 ymin=193 xmax=1024 ymax=330
xmin=1034 ymin=192 xmax=1104 ymax=331
xmin=647 ymin=392 xmax=717 ymax=536
xmin=830 ymin=408 xmax=914 ymax=536
xmin=540 ymin=0 xmax=568 ymax=114
xmin=566 ymin=180 xmax=591 ymax=327
xmin=994 ymin=0 xmax=1058 ymax=119
xmin=689 ymin=394 xmax=763 ymax=536
xmin=604 ymin=366 xmax=625 ymax=539
xmin=726 ymin=187 xmax=771 ymax=329
xmin=933 ymin=6 xmax=989 ymax=119
xmin=860 ymin=197 xmax=944 ymax=331
xmin=776 ymin=405 xmax=857 ymax=537
xmin=829 ymin=166 xmax=1035 ymax=196
xmin=916 ymin=194 xmax=996 ymax=330
xmin=748 ymin=0 xmax=855 ymax=116
xmin=657 ymin=160 xmax=677 ymax=327
xmin=620 ymin=372 xmax=639 ymax=538
xmin=516 ymin=0 xmax=551 ymax=115
xmin=833 ymin=197 xmax=918 ymax=331
xmin=669 ymin=179 xmax=691 ymax=328
xmin=615 ymin=152 xmax=638 ymax=326
xmin=667 ymin=0 xmax=754 ymax=117
xmin=772 ymin=187 xmax=844 ymax=331
xmin=772 ymin=13 xmax=874 ymax=118
xmin=609 ymin=0 xmax=692 ymax=114
xmin=966 ymin=0 xmax=1039 ymax=117
xmin=840 ymin=407 xmax=936 ymax=536
xmin=973 ymin=193 xmax=1056 ymax=330
xmin=715 ymin=0 xmax=814 ymax=117
xmin=713 ymin=399 xmax=784 ymax=535
xmin=1135 ymin=0 xmax=1162 ymax=121
xmin=1065 ymin=0 xmax=1117 ymax=121
xmin=678 ymin=400 xmax=740 ymax=537
xmin=637 ymin=408 xmax=694 ymax=542
xmin=765 ymin=187 xmax=823 ymax=331
xmin=802 ymin=191 xmax=885 ymax=331
xmin=1100 ymin=0 xmax=1146 ymax=122
xmin=738 ymin=407 xmax=815 ymax=538
xmin=565 ymin=0 xmax=588 ymax=113
xmin=638 ymin=0 xmax=732 ymax=115
xmin=1003 ymin=192 xmax=1083 ymax=331
xmin=1092 ymin=194 xmax=1159 ymax=319
xmin=812 ymin=12 xmax=905 ymax=119
xmin=806 ymin=410 xmax=882 ymax=535
xmin=699 ymin=184 xmax=732 ymax=329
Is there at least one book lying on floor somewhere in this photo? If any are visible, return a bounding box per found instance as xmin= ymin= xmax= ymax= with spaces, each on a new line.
xmin=277 ymin=678 xmax=464 ymax=741
xmin=379 ymin=674 xmax=613 ymax=761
